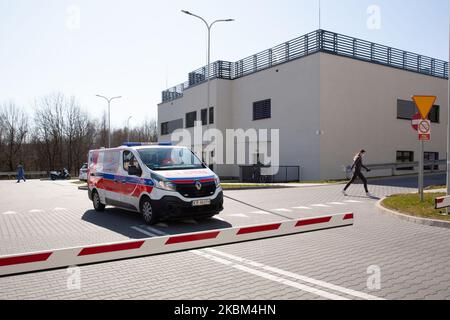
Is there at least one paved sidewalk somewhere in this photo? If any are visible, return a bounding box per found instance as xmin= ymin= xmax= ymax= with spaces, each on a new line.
xmin=1 ymin=179 xmax=449 ymax=300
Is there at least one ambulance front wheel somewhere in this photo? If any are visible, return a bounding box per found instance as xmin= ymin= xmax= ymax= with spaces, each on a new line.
xmin=140 ymin=197 xmax=158 ymax=225
xmin=92 ymin=190 xmax=105 ymax=212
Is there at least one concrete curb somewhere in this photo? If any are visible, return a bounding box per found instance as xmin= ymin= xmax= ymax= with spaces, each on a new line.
xmin=376 ymin=199 xmax=450 ymax=229
xmin=367 ymin=171 xmax=446 ymax=182
xmin=222 ymin=182 xmax=345 ymax=191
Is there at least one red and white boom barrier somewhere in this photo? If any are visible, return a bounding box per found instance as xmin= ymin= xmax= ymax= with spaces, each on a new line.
xmin=0 ymin=212 xmax=353 ymax=276
xmin=435 ymin=196 xmax=450 ymax=209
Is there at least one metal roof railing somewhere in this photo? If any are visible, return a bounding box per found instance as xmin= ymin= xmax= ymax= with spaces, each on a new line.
xmin=161 ymin=29 xmax=448 ymax=103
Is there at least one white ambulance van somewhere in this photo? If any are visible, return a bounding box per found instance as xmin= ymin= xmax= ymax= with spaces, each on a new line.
xmin=87 ymin=143 xmax=223 ymax=225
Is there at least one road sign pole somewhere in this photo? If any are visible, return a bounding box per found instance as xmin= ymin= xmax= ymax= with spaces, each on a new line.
xmin=419 ymin=140 xmax=424 ymax=202
xmin=412 ymin=95 xmax=437 ymax=203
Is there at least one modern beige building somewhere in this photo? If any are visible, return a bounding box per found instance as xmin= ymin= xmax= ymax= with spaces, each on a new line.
xmin=158 ymin=30 xmax=449 ymax=181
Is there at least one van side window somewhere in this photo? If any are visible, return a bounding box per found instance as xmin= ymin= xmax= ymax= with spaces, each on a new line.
xmin=103 ymin=150 xmax=120 ymax=173
xmin=123 ymin=151 xmax=140 ymax=172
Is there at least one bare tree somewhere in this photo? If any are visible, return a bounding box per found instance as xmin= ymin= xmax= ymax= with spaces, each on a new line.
xmin=34 ymin=93 xmax=66 ymax=170
xmin=95 ymin=111 xmax=108 ymax=148
xmin=0 ymin=101 xmax=29 ymax=171
xmin=130 ymin=118 xmax=158 ymax=142
xmin=71 ymin=108 xmax=96 ymax=172
xmin=0 ymin=93 xmax=158 ymax=177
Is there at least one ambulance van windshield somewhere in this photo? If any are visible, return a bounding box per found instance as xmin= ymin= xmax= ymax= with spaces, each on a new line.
xmin=137 ymin=147 xmax=205 ymax=171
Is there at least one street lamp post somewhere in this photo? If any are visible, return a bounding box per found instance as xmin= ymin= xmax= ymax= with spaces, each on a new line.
xmin=96 ymin=95 xmax=122 ymax=148
xmin=127 ymin=116 xmax=132 ymax=143
xmin=181 ymin=10 xmax=234 ymax=115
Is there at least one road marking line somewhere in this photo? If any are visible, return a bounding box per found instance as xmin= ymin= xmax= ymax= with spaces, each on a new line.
xmin=292 ymin=206 xmax=312 ymax=210
xmin=233 ymin=265 xmax=348 ymax=300
xmin=155 ymin=222 xmax=169 ymax=228
xmin=191 ymin=250 xmax=348 ymax=300
xmin=229 ymin=214 xmax=249 ymax=218
xmin=131 ymin=226 xmax=158 ymax=237
xmin=191 ymin=250 xmax=233 ymax=266
xmin=53 ymin=207 xmax=67 ymax=211
xmin=204 ymin=248 xmax=383 ymax=301
xmin=28 ymin=209 xmax=44 ymax=213
xmin=2 ymin=211 xmax=17 ymax=215
xmin=144 ymin=226 xmax=167 ymax=236
xmin=327 ymin=202 xmax=346 ymax=205
xmin=214 ymin=216 xmax=226 ymax=221
xmin=344 ymin=200 xmax=363 ymax=203
xmin=311 ymin=204 xmax=332 ymax=208
xmin=273 ymin=209 xmax=293 ymax=212
xmin=250 ymin=211 xmax=271 ymax=215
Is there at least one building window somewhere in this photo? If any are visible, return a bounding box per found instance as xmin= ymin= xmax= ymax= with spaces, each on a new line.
xmin=397 ymin=99 xmax=439 ymax=123
xmin=428 ymin=106 xmax=440 ymax=123
xmin=424 ymin=152 xmax=439 ymax=171
xmin=396 ymin=151 xmax=414 ymax=171
xmin=253 ymin=99 xmax=271 ymax=121
xmin=201 ymin=109 xmax=208 ymax=126
xmin=186 ymin=111 xmax=197 ymax=128
xmin=209 ymin=107 xmax=214 ymax=124
xmin=161 ymin=122 xmax=169 ymax=135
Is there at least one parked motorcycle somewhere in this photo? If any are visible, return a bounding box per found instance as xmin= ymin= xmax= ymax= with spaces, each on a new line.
xmin=50 ymin=168 xmax=71 ymax=180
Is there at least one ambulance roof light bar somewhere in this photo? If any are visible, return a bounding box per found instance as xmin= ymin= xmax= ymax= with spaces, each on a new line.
xmin=122 ymin=142 xmax=173 ymax=147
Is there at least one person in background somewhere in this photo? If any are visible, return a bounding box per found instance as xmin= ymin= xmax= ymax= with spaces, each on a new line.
xmin=343 ymin=150 xmax=373 ymax=197
xmin=17 ymin=164 xmax=26 ymax=183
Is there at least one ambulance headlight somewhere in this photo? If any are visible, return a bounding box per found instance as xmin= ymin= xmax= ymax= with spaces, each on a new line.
xmin=157 ymin=180 xmax=177 ymax=191
xmin=214 ymin=176 xmax=221 ymax=188
xmin=152 ymin=175 xmax=176 ymax=191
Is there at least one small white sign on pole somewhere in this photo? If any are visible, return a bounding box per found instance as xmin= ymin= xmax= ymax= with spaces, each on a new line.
xmin=418 ymin=119 xmax=431 ymax=141
xmin=435 ymin=196 xmax=450 ymax=209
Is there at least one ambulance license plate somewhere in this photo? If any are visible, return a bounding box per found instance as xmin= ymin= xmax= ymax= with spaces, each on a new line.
xmin=192 ymin=200 xmax=211 ymax=207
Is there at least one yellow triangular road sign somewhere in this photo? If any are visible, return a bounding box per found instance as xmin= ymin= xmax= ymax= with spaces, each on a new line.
xmin=412 ymin=95 xmax=436 ymax=120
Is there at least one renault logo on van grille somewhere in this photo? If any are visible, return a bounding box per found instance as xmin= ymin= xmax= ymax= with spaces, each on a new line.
xmin=195 ymin=180 xmax=202 ymax=191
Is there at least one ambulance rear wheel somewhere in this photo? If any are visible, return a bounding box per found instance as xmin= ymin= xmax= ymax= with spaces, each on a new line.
xmin=92 ymin=190 xmax=105 ymax=212
xmin=140 ymin=197 xmax=157 ymax=225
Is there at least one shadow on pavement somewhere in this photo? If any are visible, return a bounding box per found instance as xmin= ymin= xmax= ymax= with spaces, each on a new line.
xmin=82 ymin=208 xmax=233 ymax=239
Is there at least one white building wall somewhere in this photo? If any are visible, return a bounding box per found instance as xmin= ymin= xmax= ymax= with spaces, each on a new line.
xmin=158 ymin=52 xmax=447 ymax=181
xmin=229 ymin=54 xmax=321 ymax=180
xmin=319 ymin=53 xmax=448 ymax=180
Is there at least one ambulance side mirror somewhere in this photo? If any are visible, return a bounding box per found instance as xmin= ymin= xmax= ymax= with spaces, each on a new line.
xmin=128 ymin=165 xmax=142 ymax=177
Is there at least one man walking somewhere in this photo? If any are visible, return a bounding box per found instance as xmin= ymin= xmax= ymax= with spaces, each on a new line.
xmin=343 ymin=150 xmax=372 ymax=197
xmin=17 ymin=164 xmax=26 ymax=183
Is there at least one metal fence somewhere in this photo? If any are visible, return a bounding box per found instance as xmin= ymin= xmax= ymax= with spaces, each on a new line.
xmin=162 ymin=29 xmax=448 ymax=103
xmin=239 ymin=166 xmax=300 ymax=183
xmin=362 ymin=159 xmax=446 ymax=177
xmin=0 ymin=171 xmax=48 ymax=180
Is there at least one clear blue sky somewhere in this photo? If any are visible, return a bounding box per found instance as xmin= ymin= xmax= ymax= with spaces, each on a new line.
xmin=0 ymin=0 xmax=448 ymax=128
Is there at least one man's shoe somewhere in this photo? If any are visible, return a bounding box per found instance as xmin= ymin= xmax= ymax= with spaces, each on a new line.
xmin=366 ymin=192 xmax=373 ymax=198
xmin=342 ymin=190 xmax=348 ymax=196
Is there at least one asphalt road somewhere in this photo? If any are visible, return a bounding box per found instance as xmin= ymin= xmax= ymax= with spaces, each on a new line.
xmin=0 ymin=174 xmax=449 ymax=300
